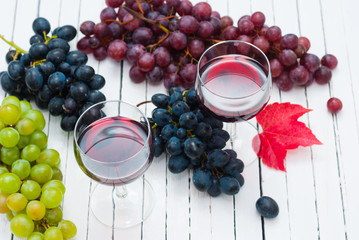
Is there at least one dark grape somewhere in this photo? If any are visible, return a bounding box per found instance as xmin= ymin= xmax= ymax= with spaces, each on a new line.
xmin=32 ymin=17 xmax=51 ymax=35
xmin=256 ymin=196 xmax=279 ymax=218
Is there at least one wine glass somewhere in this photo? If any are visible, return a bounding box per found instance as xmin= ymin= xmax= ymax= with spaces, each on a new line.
xmin=73 ymin=100 xmax=155 ymax=228
xmin=195 ymin=40 xmax=272 ymax=166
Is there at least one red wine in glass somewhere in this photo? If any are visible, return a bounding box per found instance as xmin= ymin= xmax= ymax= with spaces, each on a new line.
xmin=197 ymin=54 xmax=270 ymax=122
xmin=75 ymin=116 xmax=153 ymax=185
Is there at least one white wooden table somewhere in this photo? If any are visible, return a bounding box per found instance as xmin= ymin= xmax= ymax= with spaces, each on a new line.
xmin=1 ymin=0 xmax=359 ymax=239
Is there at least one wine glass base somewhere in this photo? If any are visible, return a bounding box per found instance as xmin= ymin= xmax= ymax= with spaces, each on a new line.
xmin=226 ymin=120 xmax=259 ymax=167
xmin=90 ymin=177 xmax=155 ymax=229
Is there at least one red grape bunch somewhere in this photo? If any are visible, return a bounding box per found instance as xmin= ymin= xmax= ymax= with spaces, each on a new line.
xmin=77 ymin=0 xmax=338 ymax=91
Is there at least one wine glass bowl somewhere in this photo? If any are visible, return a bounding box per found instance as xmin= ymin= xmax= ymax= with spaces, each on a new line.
xmin=73 ymin=100 xmax=155 ymax=228
xmin=195 ymin=40 xmax=271 ymax=122
xmin=195 ymin=40 xmax=272 ymax=165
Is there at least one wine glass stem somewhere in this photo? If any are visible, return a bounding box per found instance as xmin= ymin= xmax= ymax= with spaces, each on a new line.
xmin=115 ymin=185 xmax=128 ymax=198
xmin=227 ymin=122 xmax=237 ymax=142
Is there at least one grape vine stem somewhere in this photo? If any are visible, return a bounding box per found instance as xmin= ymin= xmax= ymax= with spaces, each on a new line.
xmin=0 ymin=35 xmax=28 ymax=56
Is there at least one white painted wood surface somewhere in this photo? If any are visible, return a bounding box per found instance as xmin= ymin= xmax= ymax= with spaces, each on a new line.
xmin=0 ymin=0 xmax=358 ymax=239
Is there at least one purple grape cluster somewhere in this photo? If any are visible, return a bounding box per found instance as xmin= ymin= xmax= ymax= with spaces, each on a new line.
xmin=1 ymin=17 xmax=107 ymax=132
xmin=150 ymin=87 xmax=244 ymax=196
xmin=77 ymin=0 xmax=338 ymax=91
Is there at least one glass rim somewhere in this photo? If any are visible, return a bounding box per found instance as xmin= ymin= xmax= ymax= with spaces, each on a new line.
xmin=196 ymin=40 xmax=272 ymax=100
xmin=73 ymin=99 xmax=152 ymax=166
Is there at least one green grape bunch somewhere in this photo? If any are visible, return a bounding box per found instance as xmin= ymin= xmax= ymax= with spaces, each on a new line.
xmin=0 ymin=95 xmax=77 ymax=239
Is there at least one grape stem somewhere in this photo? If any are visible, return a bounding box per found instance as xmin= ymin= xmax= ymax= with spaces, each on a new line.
xmin=135 ymin=0 xmax=144 ymax=14
xmin=0 ymin=35 xmax=28 ymax=56
xmin=123 ymin=6 xmax=170 ymax=34
xmin=136 ymin=100 xmax=152 ymax=107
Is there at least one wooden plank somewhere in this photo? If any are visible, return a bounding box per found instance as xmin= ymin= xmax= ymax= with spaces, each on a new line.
xmin=324 ymin=0 xmax=359 ymax=239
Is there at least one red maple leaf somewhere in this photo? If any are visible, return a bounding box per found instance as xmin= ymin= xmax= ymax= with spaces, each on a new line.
xmin=252 ymin=102 xmax=322 ymax=171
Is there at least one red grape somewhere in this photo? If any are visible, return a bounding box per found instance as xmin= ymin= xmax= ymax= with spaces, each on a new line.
xmin=253 ymin=36 xmax=270 ymax=54
xmin=197 ymin=21 xmax=214 ymax=38
xmin=238 ymin=19 xmax=254 ymax=35
xmin=269 ymin=58 xmax=284 ymax=78
xmin=106 ymin=0 xmax=124 ymax=8
xmin=289 ymin=65 xmax=309 ymax=85
xmin=321 ymin=54 xmax=338 ymax=70
xmin=178 ymin=16 xmax=199 ymax=34
xmin=107 ymin=39 xmax=127 ymax=61
xmin=221 ymin=16 xmax=233 ymax=28
xmin=100 ymin=7 xmax=117 ymax=23
xmin=179 ymin=63 xmax=197 ymax=88
xmin=327 ymin=97 xmax=342 ymax=113
xmin=300 ymin=53 xmax=320 ymax=72
xmin=298 ymin=36 xmax=310 ymax=51
xmin=223 ymin=26 xmax=240 ymax=40
xmin=177 ymin=0 xmax=193 ymax=16
xmin=188 ymin=39 xmax=205 ymax=58
xmin=280 ymin=33 xmax=298 ymax=50
xmin=266 ymin=26 xmax=281 ymax=42
xmin=164 ymin=73 xmax=182 ymax=89
xmin=154 ymin=46 xmax=171 ymax=67
xmin=170 ymin=30 xmax=187 ymax=50
xmin=80 ymin=21 xmax=95 ymax=36
xmin=93 ymin=46 xmax=108 ymax=61
xmin=138 ymin=52 xmax=155 ymax=72
xmin=250 ymin=11 xmax=265 ymax=28
xmin=314 ymin=66 xmax=332 ymax=84
xmin=146 ymin=66 xmax=164 ymax=84
xmin=278 ymin=49 xmax=297 ymax=66
xmin=129 ymin=65 xmax=146 ymax=83
xmin=275 ymin=71 xmax=293 ymax=91
xmin=77 ymin=37 xmax=92 ymax=54
xmin=132 ymin=27 xmax=154 ymax=45
xmin=123 ymin=13 xmax=142 ymax=31
xmin=126 ymin=44 xmax=145 ymax=64
xmin=192 ymin=2 xmax=212 ymax=21
xmin=210 ymin=17 xmax=222 ymax=36
xmin=211 ymin=11 xmax=221 ymax=19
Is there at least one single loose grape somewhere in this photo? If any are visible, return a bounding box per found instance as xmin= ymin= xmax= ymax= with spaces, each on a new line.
xmin=26 ymin=200 xmax=46 ymax=220
xmin=11 ymin=159 xmax=31 ymax=180
xmin=40 ymin=187 xmax=63 ymax=208
xmin=6 ymin=193 xmax=28 ymax=212
xmin=30 ymin=163 xmax=53 ymax=185
xmin=0 ymin=104 xmax=20 ymax=125
xmin=327 ymin=97 xmax=343 ymax=114
xmin=44 ymin=226 xmax=63 ymax=240
xmin=0 ymin=173 xmax=21 ymax=194
xmin=10 ymin=214 xmax=34 ymax=238
xmin=0 ymin=127 xmax=20 ymax=148
xmin=21 ymin=180 xmax=42 ymax=200
xmin=42 ymin=180 xmax=65 ymax=195
xmin=58 ymin=219 xmax=77 ymax=239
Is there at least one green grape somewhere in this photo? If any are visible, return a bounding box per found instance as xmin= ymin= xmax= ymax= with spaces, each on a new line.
xmin=0 ymin=172 xmax=21 ymax=194
xmin=0 ymin=104 xmax=20 ymax=125
xmin=20 ymin=100 xmax=32 ymax=119
xmin=40 ymin=187 xmax=63 ymax=209
xmin=21 ymin=180 xmax=42 ymax=200
xmin=29 ymin=130 xmax=48 ymax=149
xmin=0 ymin=165 xmax=9 ymax=175
xmin=18 ymin=135 xmax=31 ymax=149
xmin=11 ymin=159 xmax=31 ymax=180
xmin=51 ymin=167 xmax=63 ymax=181
xmin=30 ymin=163 xmax=53 ymax=185
xmin=6 ymin=192 xmax=28 ymax=212
xmin=44 ymin=226 xmax=63 ymax=240
xmin=10 ymin=214 xmax=35 ymax=238
xmin=42 ymin=180 xmax=65 ymax=195
xmin=16 ymin=118 xmax=36 ymax=136
xmin=26 ymin=200 xmax=46 ymax=221
xmin=6 ymin=210 xmax=14 ymax=220
xmin=0 ymin=193 xmax=10 ymax=213
xmin=44 ymin=207 xmax=63 ymax=225
xmin=21 ymin=144 xmax=41 ymax=162
xmin=0 ymin=127 xmax=20 ymax=148
xmin=27 ymin=232 xmax=44 ymax=240
xmin=24 ymin=110 xmax=46 ymax=131
xmin=1 ymin=146 xmax=20 ymax=165
xmin=37 ymin=149 xmax=60 ymax=167
xmin=12 ymin=208 xmax=27 ymax=216
xmin=58 ymin=219 xmax=77 ymax=239
xmin=0 ymin=120 xmax=5 ymax=131
xmin=2 ymin=96 xmax=21 ymax=108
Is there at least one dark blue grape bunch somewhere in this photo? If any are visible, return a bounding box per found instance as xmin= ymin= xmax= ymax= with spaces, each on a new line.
xmin=150 ymin=86 xmax=245 ymax=197
xmin=0 ymin=17 xmax=107 ymax=132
